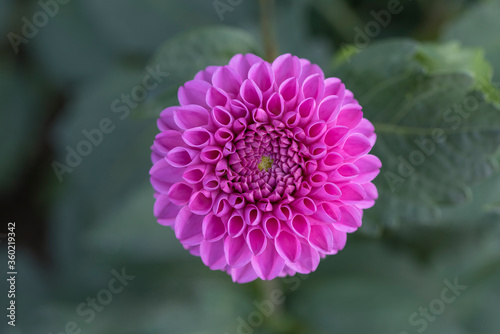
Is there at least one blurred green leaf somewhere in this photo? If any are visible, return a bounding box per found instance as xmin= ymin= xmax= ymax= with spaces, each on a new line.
xmin=137 ymin=26 xmax=262 ymax=118
xmin=442 ymin=0 xmax=500 ymax=82
xmin=80 ymin=0 xmax=258 ymax=55
xmin=274 ymin=0 xmax=332 ymax=68
xmin=82 ymin=183 xmax=189 ymax=263
xmin=49 ymin=67 xmax=157 ymax=271
xmin=0 ymin=56 xmax=45 ymax=194
xmin=334 ymin=39 xmax=500 ymax=231
xmin=0 ymin=0 xmax=13 ymax=37
xmin=289 ymin=223 xmax=500 ymax=334
xmin=31 ymin=2 xmax=117 ymax=87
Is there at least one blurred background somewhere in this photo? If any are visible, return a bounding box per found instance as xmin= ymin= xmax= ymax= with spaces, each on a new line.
xmin=1 ymin=0 xmax=500 ymax=333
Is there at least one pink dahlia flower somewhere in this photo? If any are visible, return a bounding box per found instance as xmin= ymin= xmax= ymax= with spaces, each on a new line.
xmin=150 ymin=53 xmax=381 ymax=283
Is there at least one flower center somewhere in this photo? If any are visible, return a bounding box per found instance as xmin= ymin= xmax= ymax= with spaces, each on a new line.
xmin=258 ymin=156 xmax=273 ymax=172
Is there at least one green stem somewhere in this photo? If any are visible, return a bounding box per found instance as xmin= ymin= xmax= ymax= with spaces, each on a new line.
xmin=259 ymin=0 xmax=278 ymax=62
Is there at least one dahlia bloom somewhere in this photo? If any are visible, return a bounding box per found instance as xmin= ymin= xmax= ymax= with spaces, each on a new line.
xmin=150 ymin=53 xmax=380 ymax=283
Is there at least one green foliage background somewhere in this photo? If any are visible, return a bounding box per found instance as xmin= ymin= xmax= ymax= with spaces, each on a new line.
xmin=1 ymin=0 xmax=500 ymax=333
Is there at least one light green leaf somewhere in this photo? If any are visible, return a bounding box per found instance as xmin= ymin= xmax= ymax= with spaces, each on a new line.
xmin=442 ymin=0 xmax=500 ymax=83
xmin=416 ymin=42 xmax=500 ymax=106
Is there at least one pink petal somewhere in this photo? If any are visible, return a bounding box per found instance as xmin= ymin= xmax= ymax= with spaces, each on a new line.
xmin=194 ymin=65 xmax=218 ymax=83
xmin=323 ymin=126 xmax=349 ymax=147
xmin=174 ymin=105 xmax=210 ymax=130
xmin=158 ymin=107 xmax=181 ymax=131
xmin=308 ymin=142 xmax=327 ymax=160
xmin=333 ymin=205 xmax=362 ymax=232
xmin=273 ymin=203 xmax=292 ymax=221
xmin=153 ymin=194 xmax=181 ymax=226
xmin=150 ymin=158 xmax=184 ymax=193
xmin=228 ymin=53 xmax=263 ymax=80
xmin=200 ymin=239 xmax=227 ymax=270
xmin=202 ymin=213 xmax=227 ymax=242
xmin=297 ymin=97 xmax=316 ymax=126
xmin=251 ymin=240 xmax=286 ymax=280
xmin=311 ymin=202 xmax=341 ymax=223
xmin=301 ymin=73 xmax=324 ymax=101
xmin=283 ymin=111 xmax=299 ymax=128
xmin=206 ymin=86 xmax=229 ymax=108
xmin=178 ymin=80 xmax=211 ymax=109
xmin=214 ymin=127 xmax=234 ymax=145
xmin=317 ymin=95 xmax=341 ymax=123
xmin=304 ymin=121 xmax=327 ymax=143
xmin=230 ymin=262 xmax=259 ymax=283
xmin=182 ymin=127 xmax=212 ymax=148
xmin=272 ymin=53 xmax=301 ymax=86
xmin=175 ymin=206 xmax=204 ymax=246
xmin=166 ymin=147 xmax=199 ymax=168
xmin=240 ymin=79 xmax=262 ymax=108
xmin=182 ymin=164 xmax=208 ymax=185
xmin=279 ymin=77 xmax=299 ymax=103
xmin=330 ymin=163 xmax=360 ymax=182
xmin=154 ymin=130 xmax=185 ymax=154
xmin=200 ymin=146 xmax=223 ymax=164
xmin=224 ymin=235 xmax=253 ymax=268
xmin=288 ymin=214 xmax=311 ymax=239
xmin=228 ymin=212 xmax=246 ymax=238
xmin=213 ymin=193 xmax=232 ymax=217
xmin=246 ymin=227 xmax=268 ymax=256
xmin=342 ymin=133 xmax=372 ymax=157
xmin=212 ymin=106 xmax=234 ymax=128
xmin=248 ymin=61 xmax=274 ymax=92
xmin=323 ymin=77 xmax=342 ymax=96
xmin=275 ymin=230 xmax=301 ymax=263
xmin=244 ymin=204 xmax=262 ymax=226
xmin=292 ymin=197 xmax=317 ymax=215
xmin=339 ymin=183 xmax=366 ymax=204
xmin=168 ymin=182 xmax=194 ymax=206
xmin=266 ymin=92 xmax=284 ymax=119
xmin=262 ymin=214 xmax=281 ymax=238
xmin=188 ymin=190 xmax=213 ymax=215
xmin=317 ymin=152 xmax=344 ymax=171
xmin=353 ymin=155 xmax=382 ymax=183
xmin=286 ymin=243 xmax=320 ymax=274
xmin=336 ymin=103 xmax=363 ymax=128
xmin=212 ymin=65 xmax=242 ymax=96
xmin=228 ymin=193 xmax=246 ymax=209
xmin=308 ymin=224 xmax=334 ymax=253
xmin=307 ymin=171 xmax=328 ymax=188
